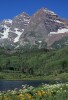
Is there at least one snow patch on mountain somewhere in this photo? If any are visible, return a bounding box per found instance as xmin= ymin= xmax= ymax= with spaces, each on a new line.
xmin=38 ymin=41 xmax=42 ymax=43
xmin=1 ymin=25 xmax=10 ymax=39
xmin=54 ymin=20 xmax=64 ymax=24
xmin=14 ymin=28 xmax=24 ymax=42
xmin=50 ymin=28 xmax=68 ymax=35
xmin=50 ymin=19 xmax=64 ymax=24
xmin=23 ymin=18 xmax=30 ymax=22
xmin=43 ymin=8 xmax=56 ymax=15
xmin=4 ymin=19 xmax=12 ymax=24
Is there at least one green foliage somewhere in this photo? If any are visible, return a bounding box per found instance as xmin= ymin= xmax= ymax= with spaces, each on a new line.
xmin=52 ymin=36 xmax=68 ymax=49
xmin=0 ymin=47 xmax=68 ymax=80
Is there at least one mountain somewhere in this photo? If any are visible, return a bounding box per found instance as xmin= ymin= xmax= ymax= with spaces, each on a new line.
xmin=0 ymin=12 xmax=30 ymax=49
xmin=0 ymin=7 xmax=68 ymax=49
xmin=19 ymin=8 xmax=68 ymax=49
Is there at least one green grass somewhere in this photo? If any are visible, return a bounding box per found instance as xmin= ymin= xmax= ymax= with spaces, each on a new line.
xmin=0 ymin=72 xmax=68 ymax=81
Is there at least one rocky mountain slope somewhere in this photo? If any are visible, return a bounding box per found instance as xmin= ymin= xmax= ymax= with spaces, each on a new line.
xmin=0 ymin=12 xmax=30 ymax=48
xmin=19 ymin=8 xmax=68 ymax=49
xmin=0 ymin=7 xmax=68 ymax=49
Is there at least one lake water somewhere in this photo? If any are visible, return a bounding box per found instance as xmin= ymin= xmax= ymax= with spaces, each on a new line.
xmin=0 ymin=80 xmax=67 ymax=91
xmin=0 ymin=80 xmax=48 ymax=91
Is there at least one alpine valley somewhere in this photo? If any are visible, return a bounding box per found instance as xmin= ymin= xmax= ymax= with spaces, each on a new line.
xmin=0 ymin=7 xmax=68 ymax=50
xmin=0 ymin=8 xmax=68 ymax=80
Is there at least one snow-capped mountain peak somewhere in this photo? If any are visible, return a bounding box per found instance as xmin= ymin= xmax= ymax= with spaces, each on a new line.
xmin=0 ymin=7 xmax=68 ymax=49
xmin=41 ymin=7 xmax=57 ymax=15
xmin=4 ymin=19 xmax=12 ymax=24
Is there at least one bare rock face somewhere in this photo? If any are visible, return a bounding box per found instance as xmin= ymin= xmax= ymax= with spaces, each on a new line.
xmin=19 ymin=8 xmax=68 ymax=48
xmin=0 ymin=7 xmax=68 ymax=49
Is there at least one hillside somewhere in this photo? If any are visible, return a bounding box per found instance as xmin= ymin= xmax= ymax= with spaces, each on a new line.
xmin=0 ymin=47 xmax=68 ymax=80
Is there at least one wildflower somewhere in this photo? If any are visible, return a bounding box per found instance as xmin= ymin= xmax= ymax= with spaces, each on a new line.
xmin=25 ymin=93 xmax=33 ymax=99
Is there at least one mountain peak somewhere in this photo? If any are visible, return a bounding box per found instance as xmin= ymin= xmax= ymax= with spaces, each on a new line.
xmin=14 ymin=12 xmax=30 ymax=20
xmin=39 ymin=7 xmax=57 ymax=15
xmin=0 ymin=7 xmax=68 ymax=49
xmin=3 ymin=19 xmax=12 ymax=24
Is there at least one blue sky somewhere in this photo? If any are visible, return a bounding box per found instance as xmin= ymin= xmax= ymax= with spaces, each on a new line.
xmin=0 ymin=0 xmax=68 ymax=20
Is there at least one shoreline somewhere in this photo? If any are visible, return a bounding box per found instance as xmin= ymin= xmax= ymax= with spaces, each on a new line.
xmin=0 ymin=72 xmax=68 ymax=81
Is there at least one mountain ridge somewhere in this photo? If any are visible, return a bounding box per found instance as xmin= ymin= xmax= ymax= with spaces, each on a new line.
xmin=0 ymin=7 xmax=68 ymax=49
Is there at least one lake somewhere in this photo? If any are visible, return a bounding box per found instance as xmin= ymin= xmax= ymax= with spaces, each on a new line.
xmin=0 ymin=80 xmax=67 ymax=91
xmin=0 ymin=80 xmax=48 ymax=91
